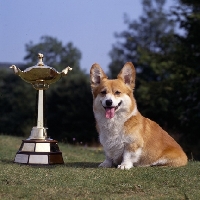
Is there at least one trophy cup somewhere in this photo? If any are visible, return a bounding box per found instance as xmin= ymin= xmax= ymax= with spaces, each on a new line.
xmin=10 ymin=53 xmax=72 ymax=164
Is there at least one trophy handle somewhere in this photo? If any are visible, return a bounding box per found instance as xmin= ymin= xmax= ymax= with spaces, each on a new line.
xmin=62 ymin=66 xmax=72 ymax=75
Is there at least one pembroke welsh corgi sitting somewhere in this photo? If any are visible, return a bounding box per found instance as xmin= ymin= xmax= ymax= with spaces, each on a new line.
xmin=90 ymin=62 xmax=187 ymax=169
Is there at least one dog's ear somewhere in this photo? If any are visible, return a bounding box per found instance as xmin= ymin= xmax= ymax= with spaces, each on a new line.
xmin=90 ymin=63 xmax=108 ymax=88
xmin=117 ymin=62 xmax=136 ymax=89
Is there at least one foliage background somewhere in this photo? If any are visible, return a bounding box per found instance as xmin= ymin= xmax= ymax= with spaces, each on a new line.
xmin=0 ymin=0 xmax=200 ymax=159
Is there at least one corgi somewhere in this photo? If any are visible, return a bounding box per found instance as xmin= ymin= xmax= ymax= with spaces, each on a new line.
xmin=90 ymin=62 xmax=187 ymax=169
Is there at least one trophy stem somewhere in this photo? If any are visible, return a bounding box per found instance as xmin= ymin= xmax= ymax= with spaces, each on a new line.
xmin=37 ymin=90 xmax=44 ymax=128
xmin=28 ymin=89 xmax=47 ymax=140
xmin=34 ymin=90 xmax=46 ymax=127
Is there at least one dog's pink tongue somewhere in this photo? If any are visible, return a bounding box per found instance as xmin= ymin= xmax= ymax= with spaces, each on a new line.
xmin=105 ymin=108 xmax=115 ymax=119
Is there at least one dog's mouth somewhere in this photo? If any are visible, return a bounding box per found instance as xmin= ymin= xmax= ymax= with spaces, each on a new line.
xmin=103 ymin=101 xmax=122 ymax=119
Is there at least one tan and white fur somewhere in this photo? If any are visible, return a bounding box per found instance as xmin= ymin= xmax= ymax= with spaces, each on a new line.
xmin=90 ymin=62 xmax=187 ymax=169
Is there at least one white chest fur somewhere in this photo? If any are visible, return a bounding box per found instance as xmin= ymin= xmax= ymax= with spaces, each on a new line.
xmin=95 ymin=112 xmax=132 ymax=161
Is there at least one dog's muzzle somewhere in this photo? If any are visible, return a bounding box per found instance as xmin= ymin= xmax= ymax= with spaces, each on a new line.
xmin=103 ymin=100 xmax=122 ymax=119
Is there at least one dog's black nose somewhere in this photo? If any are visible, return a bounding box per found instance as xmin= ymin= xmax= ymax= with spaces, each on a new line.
xmin=106 ymin=99 xmax=112 ymax=107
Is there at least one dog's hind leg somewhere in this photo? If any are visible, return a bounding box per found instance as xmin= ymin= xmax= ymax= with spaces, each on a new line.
xmin=151 ymin=148 xmax=187 ymax=167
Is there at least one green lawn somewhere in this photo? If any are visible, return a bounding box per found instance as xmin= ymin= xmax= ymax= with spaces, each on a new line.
xmin=0 ymin=135 xmax=200 ymax=200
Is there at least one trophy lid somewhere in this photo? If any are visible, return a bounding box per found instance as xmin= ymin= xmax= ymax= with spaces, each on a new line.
xmin=23 ymin=53 xmax=57 ymax=72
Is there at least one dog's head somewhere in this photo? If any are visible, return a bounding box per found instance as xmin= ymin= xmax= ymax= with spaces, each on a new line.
xmin=90 ymin=62 xmax=137 ymax=119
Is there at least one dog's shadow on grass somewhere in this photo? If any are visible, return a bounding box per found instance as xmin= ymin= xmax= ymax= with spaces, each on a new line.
xmin=64 ymin=162 xmax=100 ymax=168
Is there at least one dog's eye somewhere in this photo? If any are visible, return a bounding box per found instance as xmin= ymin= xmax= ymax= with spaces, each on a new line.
xmin=115 ymin=91 xmax=121 ymax=95
xmin=101 ymin=90 xmax=106 ymax=95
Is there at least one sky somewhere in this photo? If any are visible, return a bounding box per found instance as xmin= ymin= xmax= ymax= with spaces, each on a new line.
xmin=0 ymin=0 xmax=176 ymax=73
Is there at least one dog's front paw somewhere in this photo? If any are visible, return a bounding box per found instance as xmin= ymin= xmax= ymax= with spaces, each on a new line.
xmin=117 ymin=163 xmax=133 ymax=170
xmin=99 ymin=160 xmax=112 ymax=168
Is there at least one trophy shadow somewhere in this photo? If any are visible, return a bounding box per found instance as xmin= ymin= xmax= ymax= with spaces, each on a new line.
xmin=0 ymin=159 xmax=14 ymax=164
xmin=0 ymin=159 xmax=100 ymax=169
xmin=64 ymin=162 xmax=101 ymax=168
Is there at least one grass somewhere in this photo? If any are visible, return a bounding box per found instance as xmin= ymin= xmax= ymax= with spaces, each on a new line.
xmin=0 ymin=135 xmax=200 ymax=200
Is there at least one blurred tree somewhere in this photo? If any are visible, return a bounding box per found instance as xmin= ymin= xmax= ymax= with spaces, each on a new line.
xmin=0 ymin=69 xmax=35 ymax=137
xmin=168 ymin=0 xmax=200 ymax=157
xmin=24 ymin=36 xmax=98 ymax=144
xmin=108 ymin=0 xmax=200 ymax=158
xmin=0 ymin=36 xmax=98 ymax=144
xmin=24 ymin=36 xmax=81 ymax=72
xmin=109 ymin=0 xmax=176 ymax=125
xmin=47 ymin=73 xmax=95 ymax=144
xmin=109 ymin=0 xmax=175 ymax=80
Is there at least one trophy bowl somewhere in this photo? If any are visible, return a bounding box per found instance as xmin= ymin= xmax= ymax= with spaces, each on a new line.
xmin=10 ymin=53 xmax=72 ymax=90
xmin=10 ymin=53 xmax=72 ymax=165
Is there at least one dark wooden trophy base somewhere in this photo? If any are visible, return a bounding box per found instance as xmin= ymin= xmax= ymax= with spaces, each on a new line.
xmin=14 ymin=139 xmax=64 ymax=165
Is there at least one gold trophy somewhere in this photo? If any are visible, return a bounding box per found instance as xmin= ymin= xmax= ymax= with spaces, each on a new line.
xmin=10 ymin=53 xmax=72 ymax=164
